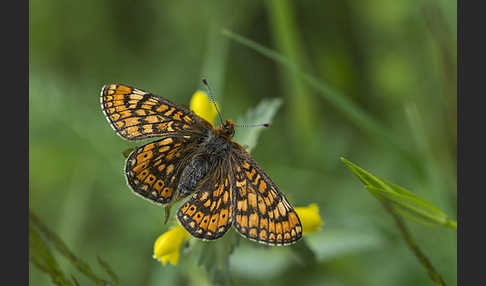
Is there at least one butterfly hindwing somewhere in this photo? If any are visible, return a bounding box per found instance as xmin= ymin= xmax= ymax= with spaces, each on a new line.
xmin=177 ymin=166 xmax=234 ymax=240
xmin=100 ymin=84 xmax=199 ymax=140
xmin=125 ymin=134 xmax=201 ymax=205
xmin=230 ymin=147 xmax=303 ymax=245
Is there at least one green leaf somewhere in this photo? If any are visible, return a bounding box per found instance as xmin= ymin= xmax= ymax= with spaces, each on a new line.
xmin=191 ymin=229 xmax=240 ymax=286
xmin=29 ymin=224 xmax=74 ymax=286
xmin=233 ymin=98 xmax=283 ymax=153
xmin=30 ymin=211 xmax=113 ymax=285
xmin=341 ymin=157 xmax=456 ymax=230
xmin=97 ymin=256 xmax=120 ymax=286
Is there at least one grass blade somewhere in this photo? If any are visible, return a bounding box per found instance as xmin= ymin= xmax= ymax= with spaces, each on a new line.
xmin=341 ymin=157 xmax=456 ymax=230
xmin=29 ymin=224 xmax=74 ymax=286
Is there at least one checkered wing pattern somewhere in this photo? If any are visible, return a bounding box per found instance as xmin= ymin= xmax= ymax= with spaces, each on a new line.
xmin=125 ymin=135 xmax=201 ymax=205
xmin=100 ymin=84 xmax=199 ymax=140
xmin=230 ymin=147 xmax=303 ymax=245
xmin=177 ymin=165 xmax=234 ymax=240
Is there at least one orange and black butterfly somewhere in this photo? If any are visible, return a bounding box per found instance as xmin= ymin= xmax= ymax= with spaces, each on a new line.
xmin=100 ymin=82 xmax=302 ymax=245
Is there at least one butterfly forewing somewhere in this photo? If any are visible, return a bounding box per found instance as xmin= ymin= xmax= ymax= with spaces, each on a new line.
xmin=230 ymin=148 xmax=303 ymax=245
xmin=100 ymin=84 xmax=198 ymax=140
xmin=177 ymin=166 xmax=234 ymax=239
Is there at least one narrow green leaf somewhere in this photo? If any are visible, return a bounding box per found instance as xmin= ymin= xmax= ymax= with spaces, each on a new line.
xmin=365 ymin=186 xmax=448 ymax=227
xmin=341 ymin=157 xmax=456 ymax=230
xmin=97 ymin=256 xmax=120 ymax=286
xmin=29 ymin=225 xmax=73 ymax=286
xmin=30 ymin=211 xmax=110 ymax=286
xmin=233 ymin=98 xmax=283 ymax=153
xmin=222 ymin=30 xmax=405 ymax=153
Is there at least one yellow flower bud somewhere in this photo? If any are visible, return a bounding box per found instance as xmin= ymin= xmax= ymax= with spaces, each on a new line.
xmin=189 ymin=90 xmax=220 ymax=125
xmin=153 ymin=226 xmax=190 ymax=266
xmin=295 ymin=203 xmax=324 ymax=235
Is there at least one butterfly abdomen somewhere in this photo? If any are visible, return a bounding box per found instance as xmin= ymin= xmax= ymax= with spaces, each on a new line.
xmin=177 ymin=131 xmax=233 ymax=199
xmin=177 ymin=155 xmax=211 ymax=198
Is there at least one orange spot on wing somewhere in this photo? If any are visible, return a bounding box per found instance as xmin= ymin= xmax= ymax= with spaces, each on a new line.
xmin=136 ymin=151 xmax=153 ymax=162
xmin=144 ymin=174 xmax=157 ymax=186
xmin=186 ymin=205 xmax=197 ymax=216
xmin=237 ymin=200 xmax=247 ymax=211
xmin=249 ymin=213 xmax=259 ymax=228
xmin=193 ymin=212 xmax=204 ymax=223
xmin=135 ymin=109 xmax=147 ymax=116
xmin=289 ymin=212 xmax=299 ymax=227
xmin=181 ymin=202 xmax=190 ymax=213
xmin=136 ymin=170 xmax=150 ymax=181
xmin=154 ymin=180 xmax=164 ymax=192
xmin=258 ymin=200 xmax=266 ymax=215
xmin=143 ymin=143 xmax=155 ymax=152
xmin=269 ymin=233 xmax=275 ymax=242
xmin=117 ymin=85 xmax=131 ymax=93
xmin=110 ymin=113 xmax=120 ymax=121
xmin=120 ymin=110 xmax=132 ymax=118
xmin=183 ymin=115 xmax=192 ymax=123
xmin=269 ymin=221 xmax=275 ymax=233
xmin=199 ymin=216 xmax=210 ymax=230
xmin=161 ymin=187 xmax=172 ymax=198
xmin=115 ymin=105 xmax=127 ymax=111
xmin=208 ymin=214 xmax=219 ymax=232
xmin=282 ymin=221 xmax=290 ymax=233
xmin=275 ymin=222 xmax=283 ymax=235
xmin=155 ymin=104 xmax=169 ymax=112
xmin=258 ymin=180 xmax=267 ymax=193
xmin=259 ymin=229 xmax=267 ymax=240
xmin=124 ymin=117 xmax=140 ymax=127
xmin=240 ymin=215 xmax=248 ymax=228
xmin=277 ymin=202 xmax=287 ymax=217
xmin=145 ymin=115 xmax=160 ymax=123
xmin=248 ymin=193 xmax=257 ymax=208
xmin=114 ymin=93 xmax=125 ymax=101
xmin=218 ymin=209 xmax=229 ymax=227
xmin=159 ymin=138 xmax=173 ymax=145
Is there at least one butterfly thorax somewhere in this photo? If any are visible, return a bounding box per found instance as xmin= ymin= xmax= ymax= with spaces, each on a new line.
xmin=176 ymin=119 xmax=235 ymax=199
xmin=215 ymin=119 xmax=235 ymax=139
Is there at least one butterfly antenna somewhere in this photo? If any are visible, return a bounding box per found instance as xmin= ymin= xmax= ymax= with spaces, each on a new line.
xmin=234 ymin=123 xmax=272 ymax=128
xmin=202 ymin=78 xmax=224 ymax=126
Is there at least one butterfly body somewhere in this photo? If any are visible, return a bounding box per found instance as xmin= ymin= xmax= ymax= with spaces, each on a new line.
xmin=101 ymin=83 xmax=303 ymax=245
xmin=176 ymin=120 xmax=235 ymax=199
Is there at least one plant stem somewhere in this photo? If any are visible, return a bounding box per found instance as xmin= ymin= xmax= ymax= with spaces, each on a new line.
xmin=381 ymin=201 xmax=447 ymax=286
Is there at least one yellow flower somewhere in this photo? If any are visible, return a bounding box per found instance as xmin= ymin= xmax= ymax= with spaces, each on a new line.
xmin=295 ymin=204 xmax=324 ymax=235
xmin=189 ymin=90 xmax=220 ymax=125
xmin=153 ymin=226 xmax=190 ymax=266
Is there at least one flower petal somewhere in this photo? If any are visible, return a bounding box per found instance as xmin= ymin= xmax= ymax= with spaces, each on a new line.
xmin=153 ymin=226 xmax=190 ymax=265
xmin=295 ymin=203 xmax=324 ymax=235
xmin=189 ymin=91 xmax=219 ymax=125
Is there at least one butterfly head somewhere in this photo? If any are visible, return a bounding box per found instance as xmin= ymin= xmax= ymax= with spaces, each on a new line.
xmin=220 ymin=119 xmax=236 ymax=138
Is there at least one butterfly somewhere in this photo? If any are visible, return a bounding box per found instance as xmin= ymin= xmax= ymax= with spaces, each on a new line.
xmin=100 ymin=83 xmax=302 ymax=245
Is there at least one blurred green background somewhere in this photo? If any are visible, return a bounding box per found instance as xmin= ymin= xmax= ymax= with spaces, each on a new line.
xmin=29 ymin=0 xmax=457 ymax=285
